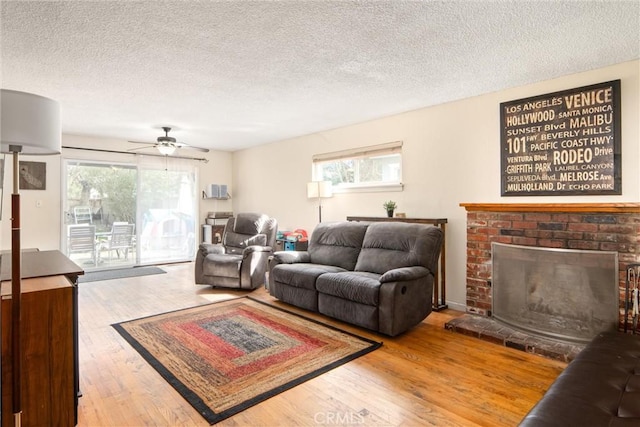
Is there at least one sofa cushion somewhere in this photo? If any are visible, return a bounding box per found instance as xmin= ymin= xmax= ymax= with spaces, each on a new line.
xmin=308 ymin=222 xmax=369 ymax=270
xmin=271 ymin=282 xmax=319 ymax=312
xmin=271 ymin=263 xmax=346 ymax=290
xmin=316 ymin=271 xmax=381 ymax=306
xmin=355 ymin=222 xmax=443 ymax=275
xmin=318 ymin=293 xmax=378 ymax=331
xmin=203 ymin=253 xmax=242 ymax=278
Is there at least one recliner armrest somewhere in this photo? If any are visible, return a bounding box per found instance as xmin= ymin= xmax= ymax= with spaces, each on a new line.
xmin=242 ymin=245 xmax=273 ymax=257
xmin=380 ymin=266 xmax=430 ymax=283
xmin=199 ymin=243 xmax=225 ymax=255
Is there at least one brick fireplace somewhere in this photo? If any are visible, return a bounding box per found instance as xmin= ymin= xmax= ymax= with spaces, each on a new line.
xmin=446 ymin=203 xmax=640 ymax=361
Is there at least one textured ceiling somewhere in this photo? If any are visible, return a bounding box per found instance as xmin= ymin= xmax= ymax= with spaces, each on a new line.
xmin=1 ymin=1 xmax=639 ymax=152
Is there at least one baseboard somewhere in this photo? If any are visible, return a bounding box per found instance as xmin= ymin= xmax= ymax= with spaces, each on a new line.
xmin=445 ymin=301 xmax=466 ymax=312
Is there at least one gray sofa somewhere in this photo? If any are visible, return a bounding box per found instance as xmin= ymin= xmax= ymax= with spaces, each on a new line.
xmin=268 ymin=221 xmax=444 ymax=336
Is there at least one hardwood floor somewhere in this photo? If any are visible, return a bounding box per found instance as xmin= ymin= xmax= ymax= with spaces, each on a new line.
xmin=77 ymin=262 xmax=565 ymax=426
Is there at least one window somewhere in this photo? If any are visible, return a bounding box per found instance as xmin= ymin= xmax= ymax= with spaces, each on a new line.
xmin=312 ymin=141 xmax=403 ymax=192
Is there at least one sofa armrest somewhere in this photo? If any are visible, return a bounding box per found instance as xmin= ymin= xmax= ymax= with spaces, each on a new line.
xmin=199 ymin=243 xmax=225 ymax=255
xmin=378 ymin=274 xmax=434 ymax=336
xmin=380 ymin=266 xmax=430 ymax=283
xmin=271 ymin=250 xmax=311 ymax=264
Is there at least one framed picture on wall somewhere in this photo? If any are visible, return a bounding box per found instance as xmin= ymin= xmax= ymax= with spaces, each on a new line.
xmin=500 ymin=80 xmax=621 ymax=196
xmin=19 ymin=160 xmax=46 ymax=190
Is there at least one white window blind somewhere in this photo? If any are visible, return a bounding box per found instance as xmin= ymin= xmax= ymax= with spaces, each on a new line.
xmin=312 ymin=141 xmax=403 ymax=163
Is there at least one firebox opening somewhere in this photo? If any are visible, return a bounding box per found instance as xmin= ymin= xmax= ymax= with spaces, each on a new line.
xmin=491 ymin=242 xmax=619 ymax=344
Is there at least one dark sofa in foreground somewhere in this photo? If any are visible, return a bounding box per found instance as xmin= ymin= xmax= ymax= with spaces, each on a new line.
xmin=268 ymin=221 xmax=443 ymax=336
xmin=520 ymin=331 xmax=640 ymax=426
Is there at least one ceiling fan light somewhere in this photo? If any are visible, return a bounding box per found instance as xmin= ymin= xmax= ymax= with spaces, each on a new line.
xmin=157 ymin=145 xmax=176 ymax=156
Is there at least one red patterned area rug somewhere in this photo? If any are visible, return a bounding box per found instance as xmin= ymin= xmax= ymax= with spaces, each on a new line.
xmin=113 ymin=297 xmax=382 ymax=424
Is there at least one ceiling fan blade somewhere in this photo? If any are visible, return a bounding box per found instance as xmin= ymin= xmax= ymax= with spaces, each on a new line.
xmin=175 ymin=142 xmax=210 ymax=153
xmin=184 ymin=145 xmax=210 ymax=153
xmin=128 ymin=140 xmax=156 ymax=145
xmin=127 ymin=145 xmax=156 ymax=152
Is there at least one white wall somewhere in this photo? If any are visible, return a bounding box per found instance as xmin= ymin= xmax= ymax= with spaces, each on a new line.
xmin=232 ymin=60 xmax=640 ymax=311
xmin=0 ymin=153 xmax=62 ymax=251
xmin=1 ymin=61 xmax=636 ymax=310
xmin=0 ymin=134 xmax=233 ymax=252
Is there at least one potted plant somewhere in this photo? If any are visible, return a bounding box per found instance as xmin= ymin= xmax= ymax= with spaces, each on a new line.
xmin=383 ymin=200 xmax=397 ymax=217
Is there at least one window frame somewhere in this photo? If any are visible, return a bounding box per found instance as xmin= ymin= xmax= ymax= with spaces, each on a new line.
xmin=312 ymin=141 xmax=404 ymax=193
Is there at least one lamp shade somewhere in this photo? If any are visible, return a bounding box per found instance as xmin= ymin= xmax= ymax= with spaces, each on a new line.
xmin=307 ymin=181 xmax=333 ymax=199
xmin=1 ymin=89 xmax=61 ymax=154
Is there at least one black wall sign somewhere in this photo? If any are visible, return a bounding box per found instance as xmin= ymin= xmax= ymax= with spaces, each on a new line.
xmin=500 ymin=80 xmax=621 ymax=196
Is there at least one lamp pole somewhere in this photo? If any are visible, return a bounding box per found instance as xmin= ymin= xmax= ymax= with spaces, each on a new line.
xmin=10 ymin=145 xmax=22 ymax=427
xmin=307 ymin=181 xmax=332 ymax=223
xmin=1 ymin=89 xmax=61 ymax=427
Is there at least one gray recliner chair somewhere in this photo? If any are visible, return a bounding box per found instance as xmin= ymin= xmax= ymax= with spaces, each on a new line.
xmin=195 ymin=212 xmax=277 ymax=289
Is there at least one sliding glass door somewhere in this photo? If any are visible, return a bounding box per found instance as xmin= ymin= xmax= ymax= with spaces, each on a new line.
xmin=62 ymin=155 xmax=198 ymax=270
xmin=137 ymin=155 xmax=197 ymax=265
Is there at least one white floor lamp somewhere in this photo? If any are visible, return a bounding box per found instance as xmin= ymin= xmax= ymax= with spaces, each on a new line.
xmin=307 ymin=181 xmax=333 ymax=223
xmin=1 ymin=89 xmax=61 ymax=426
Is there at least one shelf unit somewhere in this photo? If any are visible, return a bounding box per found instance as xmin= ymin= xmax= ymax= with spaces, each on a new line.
xmin=202 ymin=212 xmax=233 ymax=244
xmin=202 ymin=193 xmax=231 ymax=200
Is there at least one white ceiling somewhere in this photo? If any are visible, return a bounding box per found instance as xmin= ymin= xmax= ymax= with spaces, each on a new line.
xmin=1 ymin=1 xmax=639 ymax=152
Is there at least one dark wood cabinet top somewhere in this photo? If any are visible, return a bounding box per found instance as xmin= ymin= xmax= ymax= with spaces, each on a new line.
xmin=346 ymin=216 xmax=447 ymax=225
xmin=0 ymin=250 xmax=84 ymax=282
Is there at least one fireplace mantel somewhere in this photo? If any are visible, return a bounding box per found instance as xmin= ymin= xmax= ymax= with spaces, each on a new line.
xmin=460 ymin=203 xmax=640 ymax=213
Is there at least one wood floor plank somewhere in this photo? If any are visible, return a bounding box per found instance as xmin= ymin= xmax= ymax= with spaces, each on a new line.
xmin=77 ymin=262 xmax=565 ymax=426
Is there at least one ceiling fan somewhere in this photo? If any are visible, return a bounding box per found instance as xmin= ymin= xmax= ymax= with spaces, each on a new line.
xmin=128 ymin=127 xmax=210 ymax=155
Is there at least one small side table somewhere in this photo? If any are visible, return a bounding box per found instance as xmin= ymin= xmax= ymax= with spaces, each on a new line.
xmin=346 ymin=216 xmax=448 ymax=311
xmin=275 ymin=239 xmax=309 ymax=252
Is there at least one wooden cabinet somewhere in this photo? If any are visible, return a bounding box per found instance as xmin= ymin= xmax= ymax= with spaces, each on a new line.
xmin=1 ymin=275 xmax=75 ymax=426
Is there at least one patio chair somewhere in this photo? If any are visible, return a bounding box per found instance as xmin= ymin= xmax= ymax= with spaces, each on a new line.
xmin=67 ymin=224 xmax=97 ymax=266
xmin=98 ymin=223 xmax=135 ymax=263
xmin=74 ymin=206 xmax=92 ymax=224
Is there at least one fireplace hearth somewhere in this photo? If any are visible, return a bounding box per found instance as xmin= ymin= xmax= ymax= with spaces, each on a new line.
xmin=444 ymin=315 xmax=584 ymax=362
